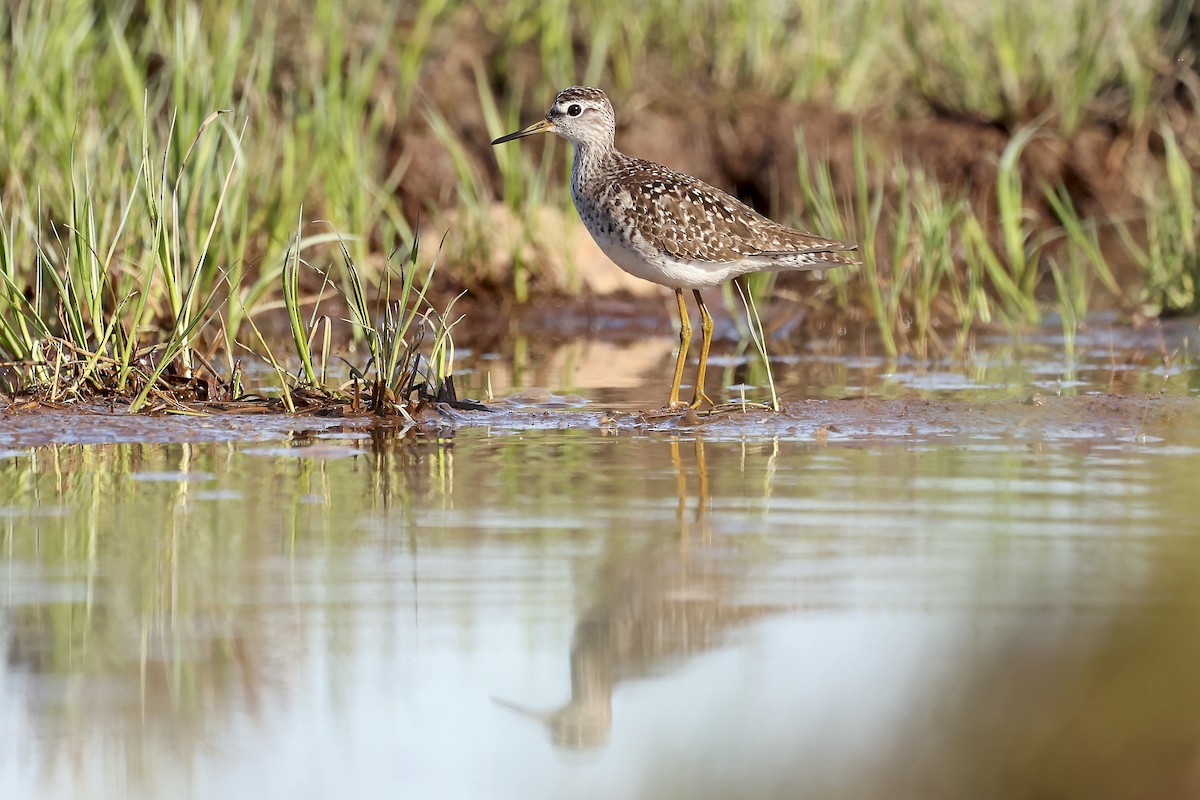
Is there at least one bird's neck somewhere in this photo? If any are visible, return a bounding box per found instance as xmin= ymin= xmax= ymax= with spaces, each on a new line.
xmin=570 ymin=140 xmax=615 ymax=193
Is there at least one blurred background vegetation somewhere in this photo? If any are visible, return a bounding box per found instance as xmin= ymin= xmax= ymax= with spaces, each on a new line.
xmin=0 ymin=0 xmax=1197 ymax=363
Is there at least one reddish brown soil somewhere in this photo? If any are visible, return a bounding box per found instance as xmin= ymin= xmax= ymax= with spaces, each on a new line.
xmin=387 ymin=10 xmax=1200 ymax=305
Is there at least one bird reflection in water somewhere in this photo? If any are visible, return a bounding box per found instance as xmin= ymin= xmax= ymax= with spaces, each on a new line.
xmin=495 ymin=437 xmax=783 ymax=749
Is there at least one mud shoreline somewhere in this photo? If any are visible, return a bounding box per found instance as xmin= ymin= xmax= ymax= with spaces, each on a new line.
xmin=2 ymin=394 xmax=1197 ymax=449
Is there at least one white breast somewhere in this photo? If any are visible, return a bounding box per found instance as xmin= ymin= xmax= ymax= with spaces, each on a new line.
xmin=590 ymin=231 xmax=748 ymax=289
xmin=574 ymin=188 xmax=749 ymax=290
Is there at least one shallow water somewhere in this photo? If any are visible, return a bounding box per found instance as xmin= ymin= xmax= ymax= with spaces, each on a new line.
xmin=3 ymin=407 xmax=1200 ymax=799
xmin=456 ymin=314 xmax=1199 ymax=408
xmin=3 ymin=321 xmax=1200 ymax=799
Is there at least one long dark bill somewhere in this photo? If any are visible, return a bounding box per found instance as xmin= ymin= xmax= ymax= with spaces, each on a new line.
xmin=491 ymin=118 xmax=556 ymax=145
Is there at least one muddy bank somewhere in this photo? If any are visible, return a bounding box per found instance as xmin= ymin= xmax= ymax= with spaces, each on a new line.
xmin=2 ymin=395 xmax=1198 ymax=449
xmin=486 ymin=394 xmax=1200 ymax=445
xmin=399 ymin=10 xmax=1199 ymax=300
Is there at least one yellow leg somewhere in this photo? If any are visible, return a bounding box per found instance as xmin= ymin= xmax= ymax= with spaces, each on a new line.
xmin=689 ymin=290 xmax=715 ymax=409
xmin=668 ymin=288 xmax=691 ymax=408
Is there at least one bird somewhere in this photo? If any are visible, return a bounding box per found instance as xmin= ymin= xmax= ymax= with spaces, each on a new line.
xmin=491 ymin=86 xmax=858 ymax=410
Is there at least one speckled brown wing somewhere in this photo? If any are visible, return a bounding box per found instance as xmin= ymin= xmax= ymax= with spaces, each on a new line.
xmin=612 ymin=158 xmax=854 ymax=263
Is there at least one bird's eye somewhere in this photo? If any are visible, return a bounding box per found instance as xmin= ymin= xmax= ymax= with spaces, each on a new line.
xmin=567 ymin=104 xmax=582 ymax=117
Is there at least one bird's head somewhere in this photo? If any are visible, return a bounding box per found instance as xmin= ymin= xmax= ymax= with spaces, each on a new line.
xmin=491 ymin=86 xmax=615 ymax=149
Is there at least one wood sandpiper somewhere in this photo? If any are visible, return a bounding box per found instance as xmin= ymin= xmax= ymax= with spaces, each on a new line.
xmin=492 ymin=86 xmax=859 ymax=410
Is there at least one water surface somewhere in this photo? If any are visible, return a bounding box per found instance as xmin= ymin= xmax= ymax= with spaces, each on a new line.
xmin=3 ymin=404 xmax=1200 ymax=798
xmin=457 ymin=315 xmax=1199 ymax=407
xmin=3 ymin=318 xmax=1200 ymax=798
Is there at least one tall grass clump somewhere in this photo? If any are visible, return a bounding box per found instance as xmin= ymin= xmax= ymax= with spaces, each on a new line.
xmin=0 ymin=112 xmax=238 ymax=410
xmin=337 ymin=233 xmax=468 ymax=414
xmin=792 ymin=120 xmax=1139 ymax=356
xmin=482 ymin=0 xmax=903 ymax=110
xmin=901 ymin=0 xmax=1170 ymax=134
xmin=1120 ymin=124 xmax=1200 ymax=315
xmin=0 ymin=0 xmax=470 ymax=413
xmin=263 ymin=226 xmax=469 ymax=416
xmin=0 ymin=0 xmax=409 ymax=339
xmin=0 ymin=104 xmax=461 ymax=414
xmin=794 ymin=130 xmax=989 ymax=356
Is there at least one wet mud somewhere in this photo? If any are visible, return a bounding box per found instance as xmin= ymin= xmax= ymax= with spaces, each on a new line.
xmin=3 ymin=394 xmax=1197 ymax=449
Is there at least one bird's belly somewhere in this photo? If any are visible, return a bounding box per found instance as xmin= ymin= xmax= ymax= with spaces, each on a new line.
xmin=586 ymin=227 xmax=743 ymax=290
